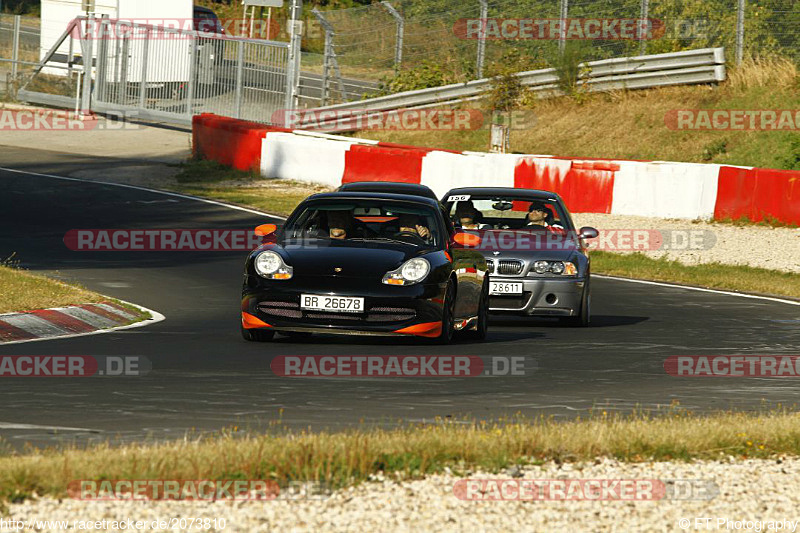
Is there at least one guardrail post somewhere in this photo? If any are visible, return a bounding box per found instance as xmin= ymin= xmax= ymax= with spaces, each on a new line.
xmin=736 ymin=0 xmax=745 ymax=65
xmin=559 ymin=0 xmax=568 ymax=55
xmin=285 ymin=0 xmax=303 ymax=117
xmin=235 ymin=40 xmax=245 ymax=119
xmin=95 ymin=15 xmax=109 ymax=102
xmin=138 ymin=25 xmax=150 ymax=109
xmin=312 ymin=7 xmax=346 ymax=105
xmin=381 ymin=2 xmax=404 ymax=71
xmin=186 ymin=33 xmax=197 ymax=119
xmin=477 ymin=0 xmax=487 ymax=78
xmin=11 ymin=15 xmax=20 ymax=80
xmin=639 ymin=0 xmax=649 ymax=56
xmin=80 ymin=14 xmax=94 ymax=115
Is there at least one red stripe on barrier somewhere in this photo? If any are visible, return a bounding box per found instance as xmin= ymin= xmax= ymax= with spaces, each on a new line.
xmin=0 ymin=320 xmax=36 ymax=342
xmin=192 ymin=114 xmax=290 ymax=172
xmin=715 ymin=166 xmax=800 ymax=225
xmin=342 ymin=145 xmax=426 ymax=184
xmin=514 ymin=158 xmax=615 ymax=213
xmin=30 ymin=310 xmax=97 ymax=334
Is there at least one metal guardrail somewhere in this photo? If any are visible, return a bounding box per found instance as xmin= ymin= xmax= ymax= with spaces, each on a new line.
xmin=295 ymin=48 xmax=726 ymax=132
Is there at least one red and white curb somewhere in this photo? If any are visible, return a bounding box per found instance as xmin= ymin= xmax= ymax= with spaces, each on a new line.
xmin=0 ymin=301 xmax=165 ymax=345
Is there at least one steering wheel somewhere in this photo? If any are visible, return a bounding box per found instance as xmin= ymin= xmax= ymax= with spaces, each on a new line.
xmin=393 ymin=230 xmax=427 ymax=244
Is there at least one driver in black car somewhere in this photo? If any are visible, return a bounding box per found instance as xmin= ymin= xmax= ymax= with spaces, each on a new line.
xmin=397 ymin=214 xmax=431 ymax=240
xmin=327 ymin=210 xmax=352 ymax=240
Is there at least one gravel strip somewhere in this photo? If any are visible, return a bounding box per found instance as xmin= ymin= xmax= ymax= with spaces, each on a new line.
xmin=574 ymin=213 xmax=800 ymax=274
xmin=7 ymin=457 xmax=800 ymax=532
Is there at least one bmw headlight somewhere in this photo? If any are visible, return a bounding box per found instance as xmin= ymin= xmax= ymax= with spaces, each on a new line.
xmin=529 ymin=261 xmax=578 ymax=276
xmin=533 ymin=260 xmax=550 ymax=274
xmin=254 ymin=251 xmax=293 ymax=280
xmin=383 ymin=258 xmax=431 ymax=286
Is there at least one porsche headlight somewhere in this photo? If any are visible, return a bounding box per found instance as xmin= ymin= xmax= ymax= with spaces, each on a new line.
xmin=383 ymin=258 xmax=430 ymax=286
xmin=254 ymin=251 xmax=293 ymax=280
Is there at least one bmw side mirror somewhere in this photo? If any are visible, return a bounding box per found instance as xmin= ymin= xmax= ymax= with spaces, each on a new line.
xmin=579 ymin=226 xmax=599 ymax=239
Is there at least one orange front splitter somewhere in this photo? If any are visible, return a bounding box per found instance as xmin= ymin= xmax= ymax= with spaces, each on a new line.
xmin=242 ymin=312 xmax=274 ymax=330
xmin=394 ymin=321 xmax=442 ymax=338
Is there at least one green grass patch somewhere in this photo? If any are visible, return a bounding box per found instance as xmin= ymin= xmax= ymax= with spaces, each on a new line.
xmin=708 ymin=215 xmax=800 ymax=229
xmin=174 ymin=159 xmax=259 ymax=185
xmin=0 ymin=264 xmax=101 ymax=315
xmin=2 ymin=408 xmax=800 ymax=503
xmin=592 ymin=251 xmax=800 ymax=299
xmin=0 ymin=262 xmax=150 ymax=320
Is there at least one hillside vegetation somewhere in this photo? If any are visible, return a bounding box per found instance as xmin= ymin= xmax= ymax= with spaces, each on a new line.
xmin=354 ymin=57 xmax=800 ymax=170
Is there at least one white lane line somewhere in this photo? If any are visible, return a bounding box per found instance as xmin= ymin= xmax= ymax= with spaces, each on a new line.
xmin=594 ymin=274 xmax=800 ymax=307
xmin=0 ymin=166 xmax=288 ymax=220
xmin=0 ymin=422 xmax=97 ymax=432
xmin=3 ymin=165 xmax=797 ymax=310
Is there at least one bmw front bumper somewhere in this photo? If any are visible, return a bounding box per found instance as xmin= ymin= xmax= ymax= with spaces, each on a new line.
xmin=488 ymin=276 xmax=586 ymax=317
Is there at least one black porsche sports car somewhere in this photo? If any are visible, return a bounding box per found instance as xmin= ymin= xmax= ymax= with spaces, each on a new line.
xmin=241 ymin=191 xmax=489 ymax=343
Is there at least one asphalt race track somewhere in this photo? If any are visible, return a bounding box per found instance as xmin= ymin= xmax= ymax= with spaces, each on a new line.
xmin=1 ymin=146 xmax=799 ymax=450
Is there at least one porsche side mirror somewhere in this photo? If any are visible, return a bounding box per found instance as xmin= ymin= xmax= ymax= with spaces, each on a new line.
xmin=453 ymin=232 xmax=481 ymax=247
xmin=255 ymin=224 xmax=278 ymax=236
xmin=579 ymin=226 xmax=599 ymax=239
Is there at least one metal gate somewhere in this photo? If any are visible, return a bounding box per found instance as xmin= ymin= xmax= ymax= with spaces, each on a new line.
xmin=18 ymin=15 xmax=299 ymax=126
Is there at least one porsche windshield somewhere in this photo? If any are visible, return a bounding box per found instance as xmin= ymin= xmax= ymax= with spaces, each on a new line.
xmin=285 ymin=200 xmax=442 ymax=247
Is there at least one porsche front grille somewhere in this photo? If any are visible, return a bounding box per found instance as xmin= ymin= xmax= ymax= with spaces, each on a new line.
xmin=258 ymin=301 xmax=302 ymax=319
xmin=259 ymin=301 xmax=415 ymax=323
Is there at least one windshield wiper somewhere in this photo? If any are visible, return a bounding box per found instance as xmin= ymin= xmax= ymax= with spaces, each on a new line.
xmin=348 ymin=237 xmax=419 ymax=246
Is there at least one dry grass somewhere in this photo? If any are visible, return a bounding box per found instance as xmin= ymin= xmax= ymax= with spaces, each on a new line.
xmin=3 ymin=408 xmax=800 ymax=502
xmin=727 ymin=55 xmax=798 ymax=91
xmin=0 ymin=264 xmax=106 ymax=314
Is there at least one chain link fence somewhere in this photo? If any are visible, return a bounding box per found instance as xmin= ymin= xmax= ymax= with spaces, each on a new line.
xmin=304 ymin=0 xmax=800 ymax=103
xmin=0 ymin=14 xmax=40 ymax=98
xmin=0 ymin=0 xmax=796 ymax=109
